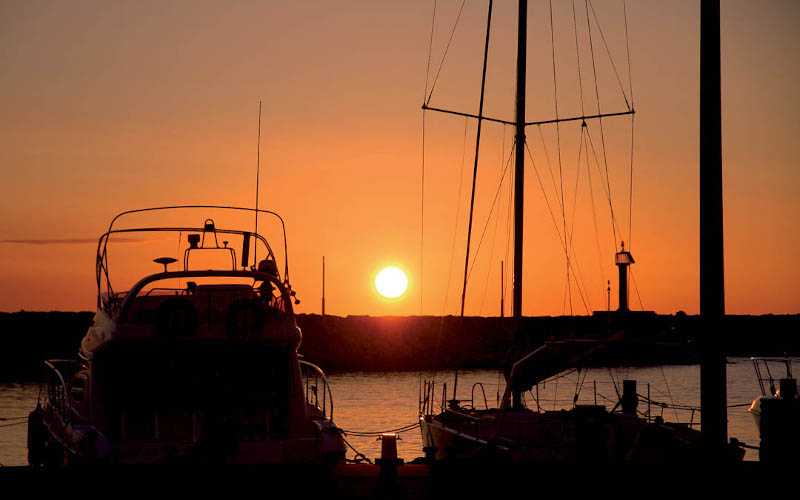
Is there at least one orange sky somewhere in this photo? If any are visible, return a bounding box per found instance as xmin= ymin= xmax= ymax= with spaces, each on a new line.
xmin=1 ymin=1 xmax=798 ymax=316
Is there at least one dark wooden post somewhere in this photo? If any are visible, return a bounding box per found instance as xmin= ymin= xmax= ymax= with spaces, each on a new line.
xmin=699 ymin=0 xmax=728 ymax=452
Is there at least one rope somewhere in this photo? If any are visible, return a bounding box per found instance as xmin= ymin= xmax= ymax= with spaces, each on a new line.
xmin=341 ymin=422 xmax=421 ymax=437
xmin=341 ymin=435 xmax=373 ymax=464
xmin=0 ymin=420 xmax=27 ymax=428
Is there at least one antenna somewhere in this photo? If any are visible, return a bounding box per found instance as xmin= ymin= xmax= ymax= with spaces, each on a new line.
xmin=254 ymin=100 xmax=262 ymax=268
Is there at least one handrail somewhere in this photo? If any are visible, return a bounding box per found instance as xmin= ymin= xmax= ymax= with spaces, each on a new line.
xmin=471 ymin=382 xmax=489 ymax=410
xmin=43 ymin=360 xmax=78 ymax=423
xmin=96 ymin=206 xmax=292 ymax=309
xmin=299 ymin=360 xmax=334 ymax=421
xmin=116 ymin=269 xmax=289 ymax=322
xmin=751 ymin=357 xmax=794 ymax=397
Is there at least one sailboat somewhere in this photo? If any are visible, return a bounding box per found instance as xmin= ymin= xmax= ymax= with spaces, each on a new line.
xmin=418 ymin=0 xmax=743 ymax=462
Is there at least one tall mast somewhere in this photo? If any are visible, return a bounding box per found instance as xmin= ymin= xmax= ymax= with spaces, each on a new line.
xmin=511 ymin=0 xmax=527 ymax=410
xmin=699 ymin=0 xmax=727 ymax=451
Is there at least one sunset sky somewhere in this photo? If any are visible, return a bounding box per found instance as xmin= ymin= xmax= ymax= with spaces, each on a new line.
xmin=1 ymin=0 xmax=798 ymax=317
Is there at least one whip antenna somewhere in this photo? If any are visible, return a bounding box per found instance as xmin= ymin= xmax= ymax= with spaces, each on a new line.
xmin=254 ymin=100 xmax=262 ymax=267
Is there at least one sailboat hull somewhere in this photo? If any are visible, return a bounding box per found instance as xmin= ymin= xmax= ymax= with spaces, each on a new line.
xmin=421 ymin=406 xmax=715 ymax=462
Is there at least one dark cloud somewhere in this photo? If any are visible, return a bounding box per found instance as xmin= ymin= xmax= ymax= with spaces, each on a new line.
xmin=0 ymin=238 xmax=146 ymax=245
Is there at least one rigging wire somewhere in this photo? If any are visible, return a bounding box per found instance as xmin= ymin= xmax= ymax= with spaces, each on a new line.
xmin=425 ymin=0 xmax=468 ymax=105
xmin=421 ymin=114 xmax=426 ymax=316
xmin=585 ymin=0 xmax=618 ymax=253
xmin=431 ymin=116 xmax=470 ymax=392
xmin=459 ymin=0 xmax=494 ymax=323
xmin=420 ymin=0 xmax=439 ymax=315
xmin=466 ymin=145 xmax=515 ymax=284
xmin=253 ymin=101 xmax=262 ymax=267
xmin=622 ymin=0 xmax=634 ymax=108
xmin=524 ymin=141 xmax=591 ymax=313
xmin=564 ymin=129 xmax=594 ymax=313
xmin=504 ymin=127 xmax=515 ymax=315
xmin=623 ymin=0 xmax=636 ymax=249
xmin=659 ymin=366 xmax=681 ymax=423
xmin=583 ymin=128 xmax=608 ymax=296
xmin=537 ymin=127 xmax=563 ymax=216
xmin=423 ymin=0 xmax=437 ymax=101
xmin=572 ymin=0 xmax=586 ymax=116
xmin=478 ymin=140 xmax=505 ymax=315
xmin=629 ymin=266 xmax=645 ymax=311
xmin=548 ymin=0 xmax=572 ymax=317
xmin=587 ymin=0 xmax=631 ymax=110
xmin=628 ymin=114 xmax=635 ymax=250
xmin=583 ymin=126 xmax=624 ymax=246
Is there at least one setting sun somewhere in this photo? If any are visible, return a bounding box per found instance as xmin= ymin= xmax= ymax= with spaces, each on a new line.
xmin=374 ymin=266 xmax=408 ymax=299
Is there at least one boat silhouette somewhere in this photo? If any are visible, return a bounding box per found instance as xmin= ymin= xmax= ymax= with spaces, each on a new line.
xmin=27 ymin=206 xmax=345 ymax=465
xmin=418 ymin=0 xmax=743 ymax=462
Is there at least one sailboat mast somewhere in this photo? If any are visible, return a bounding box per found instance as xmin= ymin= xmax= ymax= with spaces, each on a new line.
xmin=511 ymin=0 xmax=527 ymax=410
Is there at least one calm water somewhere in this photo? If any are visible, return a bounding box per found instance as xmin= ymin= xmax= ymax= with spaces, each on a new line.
xmin=0 ymin=358 xmax=781 ymax=465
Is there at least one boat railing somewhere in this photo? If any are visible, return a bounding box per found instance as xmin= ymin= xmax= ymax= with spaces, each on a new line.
xmin=471 ymin=383 xmax=489 ymax=410
xmin=41 ymin=360 xmax=82 ymax=423
xmin=751 ymin=357 xmax=794 ymax=397
xmin=299 ymin=360 xmax=334 ymax=421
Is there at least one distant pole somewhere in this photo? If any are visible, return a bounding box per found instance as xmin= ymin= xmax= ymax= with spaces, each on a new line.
xmin=254 ymin=100 xmax=262 ymax=267
xmin=500 ymin=260 xmax=505 ymax=318
xmin=700 ymin=0 xmax=728 ymax=453
xmin=322 ymin=256 xmax=326 ymax=316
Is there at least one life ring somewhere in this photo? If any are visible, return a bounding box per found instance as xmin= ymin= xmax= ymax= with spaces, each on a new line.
xmin=156 ymin=298 xmax=198 ymax=338
xmin=226 ymin=299 xmax=265 ymax=340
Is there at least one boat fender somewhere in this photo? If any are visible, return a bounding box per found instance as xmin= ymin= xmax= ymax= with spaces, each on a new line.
xmin=27 ymin=404 xmax=47 ymax=465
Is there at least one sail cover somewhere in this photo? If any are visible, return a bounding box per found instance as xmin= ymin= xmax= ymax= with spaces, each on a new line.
xmin=502 ymin=332 xmax=625 ymax=393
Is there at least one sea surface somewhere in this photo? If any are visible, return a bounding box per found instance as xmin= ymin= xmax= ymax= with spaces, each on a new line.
xmin=0 ymin=358 xmax=786 ymax=466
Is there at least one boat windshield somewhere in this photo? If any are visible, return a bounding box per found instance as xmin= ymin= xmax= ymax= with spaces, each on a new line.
xmin=95 ymin=206 xmax=291 ymax=313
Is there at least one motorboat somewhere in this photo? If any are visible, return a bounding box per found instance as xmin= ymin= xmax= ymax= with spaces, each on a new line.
xmin=27 ymin=205 xmax=345 ymax=465
xmin=748 ymin=357 xmax=799 ymax=462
